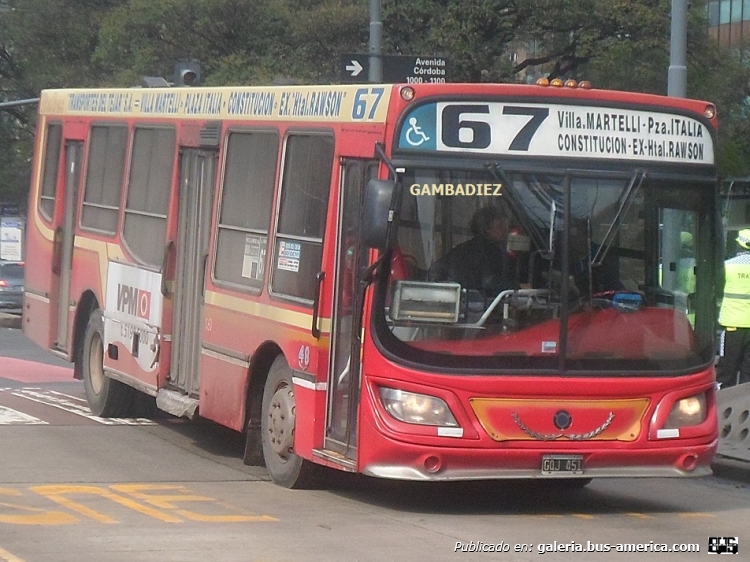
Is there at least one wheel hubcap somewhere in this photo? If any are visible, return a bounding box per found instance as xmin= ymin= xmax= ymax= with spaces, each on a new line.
xmin=267 ymin=383 xmax=296 ymax=460
xmin=89 ymin=331 xmax=105 ymax=395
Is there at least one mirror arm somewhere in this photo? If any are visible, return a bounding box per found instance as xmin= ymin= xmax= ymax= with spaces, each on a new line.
xmin=374 ymin=142 xmax=397 ymax=179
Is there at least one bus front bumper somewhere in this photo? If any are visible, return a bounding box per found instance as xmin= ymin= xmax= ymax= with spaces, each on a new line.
xmin=359 ymin=436 xmax=718 ymax=481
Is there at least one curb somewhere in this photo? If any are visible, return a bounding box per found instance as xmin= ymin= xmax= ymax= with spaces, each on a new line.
xmin=711 ymin=456 xmax=750 ymax=485
xmin=0 ymin=312 xmax=21 ymax=329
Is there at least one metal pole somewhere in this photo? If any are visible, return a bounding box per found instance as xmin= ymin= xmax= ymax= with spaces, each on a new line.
xmin=668 ymin=0 xmax=687 ymax=97
xmin=0 ymin=98 xmax=39 ymax=108
xmin=369 ymin=0 xmax=382 ymax=83
xmin=664 ymin=2 xmax=688 ymax=312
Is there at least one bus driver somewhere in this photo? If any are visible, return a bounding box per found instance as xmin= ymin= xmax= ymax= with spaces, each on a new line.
xmin=429 ymin=205 xmax=519 ymax=297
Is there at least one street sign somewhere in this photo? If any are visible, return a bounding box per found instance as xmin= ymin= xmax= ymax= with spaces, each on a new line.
xmin=340 ymin=54 xmax=450 ymax=84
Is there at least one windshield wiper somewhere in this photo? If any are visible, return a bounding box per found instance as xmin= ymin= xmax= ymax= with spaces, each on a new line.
xmin=592 ymin=168 xmax=646 ymax=266
xmin=486 ymin=162 xmax=549 ymax=254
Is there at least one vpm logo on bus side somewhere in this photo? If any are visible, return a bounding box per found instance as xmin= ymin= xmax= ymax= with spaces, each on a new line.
xmin=117 ymin=283 xmax=152 ymax=320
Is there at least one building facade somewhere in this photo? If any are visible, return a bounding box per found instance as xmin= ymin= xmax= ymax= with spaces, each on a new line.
xmin=709 ymin=0 xmax=750 ymax=47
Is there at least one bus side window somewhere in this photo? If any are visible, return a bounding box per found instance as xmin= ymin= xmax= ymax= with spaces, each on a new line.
xmin=272 ymin=133 xmax=335 ymax=302
xmin=81 ymin=125 xmax=128 ymax=235
xmin=215 ymin=131 xmax=278 ymax=289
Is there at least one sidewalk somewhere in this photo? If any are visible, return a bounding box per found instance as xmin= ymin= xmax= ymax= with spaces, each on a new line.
xmin=0 ymin=311 xmax=21 ymax=329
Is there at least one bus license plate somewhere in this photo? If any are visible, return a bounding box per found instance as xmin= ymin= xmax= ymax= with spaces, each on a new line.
xmin=541 ymin=455 xmax=584 ymax=475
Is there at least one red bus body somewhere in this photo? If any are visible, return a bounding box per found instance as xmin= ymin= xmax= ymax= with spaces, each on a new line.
xmin=24 ymin=83 xmax=719 ymax=486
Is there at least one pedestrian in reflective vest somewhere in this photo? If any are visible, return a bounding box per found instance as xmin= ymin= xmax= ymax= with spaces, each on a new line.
xmin=716 ymin=229 xmax=750 ymax=387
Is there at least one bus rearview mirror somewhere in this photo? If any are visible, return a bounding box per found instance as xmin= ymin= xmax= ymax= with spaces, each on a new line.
xmin=361 ymin=179 xmax=396 ymax=250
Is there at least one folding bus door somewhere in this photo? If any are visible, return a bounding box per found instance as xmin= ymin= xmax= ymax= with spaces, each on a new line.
xmin=169 ymin=149 xmax=217 ymax=397
xmin=53 ymin=140 xmax=83 ymax=352
xmin=324 ymin=159 xmax=378 ymax=458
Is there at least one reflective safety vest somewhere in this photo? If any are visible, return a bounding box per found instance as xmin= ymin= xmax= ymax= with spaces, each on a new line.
xmin=677 ymin=256 xmax=696 ymax=294
xmin=719 ymin=252 xmax=750 ymax=328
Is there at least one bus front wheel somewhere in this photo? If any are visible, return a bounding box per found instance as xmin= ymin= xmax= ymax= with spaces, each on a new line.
xmin=82 ymin=309 xmax=134 ymax=417
xmin=261 ymin=356 xmax=321 ymax=488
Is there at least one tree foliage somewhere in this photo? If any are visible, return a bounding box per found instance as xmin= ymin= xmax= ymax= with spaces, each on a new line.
xmin=0 ymin=0 xmax=749 ymax=205
xmin=0 ymin=0 xmax=123 ymax=206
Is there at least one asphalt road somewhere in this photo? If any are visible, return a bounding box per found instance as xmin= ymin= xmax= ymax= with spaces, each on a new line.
xmin=0 ymin=322 xmax=70 ymax=366
xmin=0 ymin=327 xmax=747 ymax=561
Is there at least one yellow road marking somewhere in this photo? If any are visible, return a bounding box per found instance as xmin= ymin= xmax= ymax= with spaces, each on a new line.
xmin=627 ymin=512 xmax=655 ymax=519
xmin=30 ymin=485 xmax=182 ymax=524
xmin=1 ymin=484 xmax=276 ymax=526
xmin=679 ymin=512 xmax=714 ymax=518
xmin=0 ymin=488 xmax=77 ymax=526
xmin=112 ymin=484 xmax=277 ymax=523
xmin=0 ymin=502 xmax=78 ymax=526
xmin=0 ymin=545 xmax=26 ymax=562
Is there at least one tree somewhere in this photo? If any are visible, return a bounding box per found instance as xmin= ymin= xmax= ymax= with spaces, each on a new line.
xmin=93 ymin=0 xmax=368 ymax=85
xmin=0 ymin=0 xmax=123 ymax=205
xmin=383 ymin=0 xmax=520 ymax=82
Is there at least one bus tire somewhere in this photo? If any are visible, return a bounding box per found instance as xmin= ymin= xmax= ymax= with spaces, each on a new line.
xmin=261 ymin=356 xmax=321 ymax=488
xmin=82 ymin=309 xmax=134 ymax=417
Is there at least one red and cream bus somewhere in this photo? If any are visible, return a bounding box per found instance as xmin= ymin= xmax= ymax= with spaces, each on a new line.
xmin=24 ymin=81 xmax=719 ymax=487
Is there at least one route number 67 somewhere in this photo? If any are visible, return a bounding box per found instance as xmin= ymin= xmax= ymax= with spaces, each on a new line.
xmin=441 ymin=104 xmax=550 ymax=151
xmin=352 ymin=87 xmax=385 ymax=120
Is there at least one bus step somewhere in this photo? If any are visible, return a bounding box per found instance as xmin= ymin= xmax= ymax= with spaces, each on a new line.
xmin=312 ymin=448 xmax=357 ymax=471
xmin=156 ymin=388 xmax=199 ymax=419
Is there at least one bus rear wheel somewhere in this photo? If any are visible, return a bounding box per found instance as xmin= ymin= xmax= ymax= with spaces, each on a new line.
xmin=261 ymin=356 xmax=322 ymax=488
xmin=82 ymin=309 xmax=135 ymax=417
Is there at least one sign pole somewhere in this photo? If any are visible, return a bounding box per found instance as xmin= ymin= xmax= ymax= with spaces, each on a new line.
xmin=668 ymin=0 xmax=687 ymax=98
xmin=369 ymin=0 xmax=382 ymax=83
xmin=662 ymin=0 xmax=688 ymax=294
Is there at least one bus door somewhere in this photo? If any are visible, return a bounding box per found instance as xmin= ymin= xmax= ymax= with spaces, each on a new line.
xmin=324 ymin=159 xmax=377 ymax=457
xmin=53 ymin=140 xmax=83 ymax=352
xmin=169 ymin=149 xmax=217 ymax=397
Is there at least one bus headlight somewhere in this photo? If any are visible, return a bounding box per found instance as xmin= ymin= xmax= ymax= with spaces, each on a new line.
xmin=379 ymin=387 xmax=459 ymax=427
xmin=663 ymin=393 xmax=707 ymax=429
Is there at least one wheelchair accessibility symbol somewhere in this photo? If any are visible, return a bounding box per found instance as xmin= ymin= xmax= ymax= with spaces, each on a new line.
xmin=405 ymin=118 xmax=430 ymax=146
xmin=398 ymin=103 xmax=437 ymax=150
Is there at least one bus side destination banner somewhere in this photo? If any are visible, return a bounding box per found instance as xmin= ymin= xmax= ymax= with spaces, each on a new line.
xmin=39 ymin=86 xmax=390 ymax=124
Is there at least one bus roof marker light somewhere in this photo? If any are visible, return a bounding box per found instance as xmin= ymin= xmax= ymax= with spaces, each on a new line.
xmin=536 ymin=77 xmax=550 ymax=86
xmin=704 ymin=105 xmax=716 ymax=119
xmin=564 ymin=79 xmax=578 ymax=88
xmin=550 ymin=78 xmax=564 ymax=87
xmin=400 ymin=87 xmax=415 ymax=101
xmin=578 ymin=80 xmax=592 ymax=89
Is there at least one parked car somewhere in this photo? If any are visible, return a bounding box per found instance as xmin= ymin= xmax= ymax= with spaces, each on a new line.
xmin=0 ymin=261 xmax=24 ymax=310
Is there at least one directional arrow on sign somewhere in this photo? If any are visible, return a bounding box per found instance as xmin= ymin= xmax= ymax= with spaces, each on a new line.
xmin=345 ymin=60 xmax=363 ymax=77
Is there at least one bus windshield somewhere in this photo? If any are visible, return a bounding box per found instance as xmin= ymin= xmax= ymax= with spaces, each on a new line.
xmin=375 ymin=166 xmax=716 ymax=374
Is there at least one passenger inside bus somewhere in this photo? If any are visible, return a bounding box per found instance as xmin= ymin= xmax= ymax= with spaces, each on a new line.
xmin=428 ymin=205 xmax=520 ymax=297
